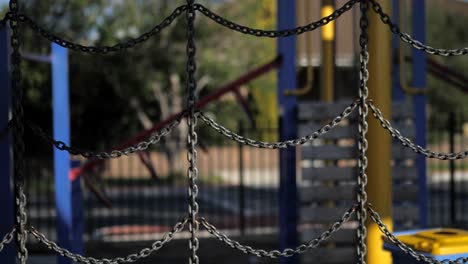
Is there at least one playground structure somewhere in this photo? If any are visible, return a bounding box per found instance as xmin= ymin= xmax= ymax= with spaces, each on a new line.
xmin=0 ymin=0 xmax=467 ymax=264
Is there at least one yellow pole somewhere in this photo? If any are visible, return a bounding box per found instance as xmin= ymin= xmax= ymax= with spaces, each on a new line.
xmin=366 ymin=1 xmax=393 ymax=264
xmin=321 ymin=1 xmax=334 ymax=102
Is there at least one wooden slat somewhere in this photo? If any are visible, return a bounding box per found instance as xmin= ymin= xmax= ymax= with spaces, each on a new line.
xmin=394 ymin=204 xmax=419 ymax=222
xmin=302 ymin=166 xmax=416 ymax=182
xmin=301 ymin=145 xmax=356 ymax=160
xmin=299 ymin=101 xmax=356 ymax=121
xmin=300 ymin=206 xmax=355 ymax=223
xmin=299 ymin=124 xmax=357 ymax=139
xmin=300 ymin=184 xmax=418 ymax=202
xmin=302 ymin=247 xmax=357 ymax=264
xmin=301 ymin=228 xmax=357 ymax=244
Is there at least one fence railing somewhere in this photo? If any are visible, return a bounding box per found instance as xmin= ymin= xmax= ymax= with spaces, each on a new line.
xmin=24 ymin=125 xmax=280 ymax=243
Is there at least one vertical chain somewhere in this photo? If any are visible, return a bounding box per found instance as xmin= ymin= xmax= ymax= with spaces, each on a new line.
xmin=186 ymin=0 xmax=199 ymax=264
xmin=9 ymin=0 xmax=28 ymax=263
xmin=357 ymin=1 xmax=369 ymax=264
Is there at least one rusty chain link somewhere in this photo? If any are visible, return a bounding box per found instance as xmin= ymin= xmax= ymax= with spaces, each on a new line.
xmin=198 ymin=100 xmax=358 ymax=148
xmin=25 ymin=117 xmax=182 ymax=159
xmin=28 ymin=217 xmax=188 ymax=264
xmin=200 ymin=205 xmax=357 ymax=258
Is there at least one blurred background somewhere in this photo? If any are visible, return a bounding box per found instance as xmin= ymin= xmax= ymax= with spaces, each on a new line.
xmin=0 ymin=0 xmax=467 ymax=263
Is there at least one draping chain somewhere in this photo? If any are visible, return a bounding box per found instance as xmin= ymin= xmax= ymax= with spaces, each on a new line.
xmin=0 ymin=228 xmax=16 ymax=252
xmin=9 ymin=0 xmax=29 ymax=262
xmin=368 ymin=206 xmax=468 ymax=264
xmin=186 ymin=0 xmax=200 ymax=263
xmin=28 ymin=217 xmax=188 ymax=264
xmin=368 ymin=101 xmax=468 ymax=160
xmin=194 ymin=0 xmax=359 ymax=37
xmin=357 ymin=2 xmax=369 ymax=264
xmin=198 ymin=100 xmax=359 ymax=148
xmin=368 ymin=0 xmax=468 ymax=56
xmin=25 ymin=117 xmax=182 ymax=159
xmin=16 ymin=5 xmax=187 ymax=54
xmin=199 ymin=205 xmax=357 ymax=258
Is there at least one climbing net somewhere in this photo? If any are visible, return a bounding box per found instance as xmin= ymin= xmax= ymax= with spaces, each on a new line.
xmin=0 ymin=0 xmax=467 ymax=263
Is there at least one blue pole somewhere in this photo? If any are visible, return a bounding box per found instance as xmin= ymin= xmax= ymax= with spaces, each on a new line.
xmin=391 ymin=0 xmax=405 ymax=101
xmin=412 ymin=0 xmax=428 ymax=228
xmin=277 ymin=1 xmax=298 ymax=264
xmin=0 ymin=27 xmax=15 ymax=264
xmin=52 ymin=44 xmax=81 ymax=264
xmin=71 ymin=160 xmax=84 ymax=254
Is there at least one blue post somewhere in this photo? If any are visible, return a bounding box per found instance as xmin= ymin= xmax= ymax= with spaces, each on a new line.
xmin=52 ymin=44 xmax=83 ymax=264
xmin=277 ymin=1 xmax=298 ymax=264
xmin=0 ymin=27 xmax=15 ymax=264
xmin=391 ymin=0 xmax=405 ymax=101
xmin=71 ymin=160 xmax=84 ymax=254
xmin=412 ymin=0 xmax=428 ymax=228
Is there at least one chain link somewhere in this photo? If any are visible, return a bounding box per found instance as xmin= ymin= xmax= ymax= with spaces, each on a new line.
xmin=357 ymin=2 xmax=369 ymax=263
xmin=200 ymin=205 xmax=357 ymax=258
xmin=198 ymin=100 xmax=359 ymax=148
xmin=194 ymin=0 xmax=359 ymax=38
xmin=368 ymin=205 xmax=468 ymax=264
xmin=28 ymin=217 xmax=188 ymax=264
xmin=186 ymin=0 xmax=200 ymax=263
xmin=18 ymin=5 xmax=187 ymax=54
xmin=25 ymin=117 xmax=182 ymax=159
xmin=368 ymin=0 xmax=468 ymax=56
xmin=0 ymin=228 xmax=16 ymax=252
xmin=367 ymin=101 xmax=468 ymax=160
xmin=9 ymin=0 xmax=29 ymax=262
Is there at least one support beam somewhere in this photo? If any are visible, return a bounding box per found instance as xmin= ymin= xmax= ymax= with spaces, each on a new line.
xmin=366 ymin=1 xmax=393 ymax=264
xmin=412 ymin=0 xmax=428 ymax=228
xmin=52 ymin=44 xmax=83 ymax=264
xmin=0 ymin=26 xmax=15 ymax=264
xmin=277 ymin=1 xmax=298 ymax=264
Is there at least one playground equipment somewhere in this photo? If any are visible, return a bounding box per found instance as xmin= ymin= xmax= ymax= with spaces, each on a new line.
xmin=1 ymin=0 xmax=468 ymax=264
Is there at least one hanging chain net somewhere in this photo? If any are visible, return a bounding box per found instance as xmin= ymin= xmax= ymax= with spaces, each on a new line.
xmin=0 ymin=0 xmax=467 ymax=263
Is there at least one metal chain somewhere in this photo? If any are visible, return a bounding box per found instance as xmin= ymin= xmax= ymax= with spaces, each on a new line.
xmin=25 ymin=117 xmax=182 ymax=159
xmin=199 ymin=205 xmax=357 ymax=258
xmin=194 ymin=0 xmax=359 ymax=38
xmin=29 ymin=218 xmax=188 ymax=264
xmin=368 ymin=0 xmax=468 ymax=56
xmin=357 ymin=2 xmax=369 ymax=264
xmin=367 ymin=101 xmax=468 ymax=160
xmin=186 ymin=0 xmax=199 ymax=263
xmin=367 ymin=205 xmax=468 ymax=264
xmin=9 ymin=0 xmax=29 ymax=262
xmin=17 ymin=5 xmax=187 ymax=54
xmin=198 ymin=100 xmax=359 ymax=148
xmin=0 ymin=228 xmax=16 ymax=252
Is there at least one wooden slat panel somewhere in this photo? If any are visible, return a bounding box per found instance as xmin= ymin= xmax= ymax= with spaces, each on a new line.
xmin=392 ymin=102 xmax=414 ymax=119
xmin=393 ymin=166 xmax=417 ymax=180
xmin=394 ymin=204 xmax=419 ymax=222
xmin=301 ymin=228 xmax=357 ymax=244
xmin=301 ymin=146 xmax=356 ymax=160
xmin=299 ymin=124 xmax=357 ymax=139
xmin=302 ymin=167 xmax=355 ymax=181
xmin=302 ymin=165 xmax=416 ymax=182
xmin=299 ymin=101 xmax=356 ymax=121
xmin=300 ymin=186 xmax=354 ymax=202
xmin=300 ymin=185 xmax=418 ymax=202
xmin=302 ymin=247 xmax=357 ymax=264
xmin=300 ymin=206 xmax=355 ymax=223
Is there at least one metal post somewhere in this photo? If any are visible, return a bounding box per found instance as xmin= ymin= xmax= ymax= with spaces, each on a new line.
xmin=238 ymin=122 xmax=246 ymax=235
xmin=0 ymin=26 xmax=15 ymax=264
xmin=412 ymin=0 xmax=428 ymax=228
xmin=367 ymin=1 xmax=393 ymax=264
xmin=321 ymin=0 xmax=335 ymax=103
xmin=449 ymin=112 xmax=456 ymax=225
xmin=277 ymin=1 xmax=298 ymax=263
xmin=52 ymin=44 xmax=82 ymax=264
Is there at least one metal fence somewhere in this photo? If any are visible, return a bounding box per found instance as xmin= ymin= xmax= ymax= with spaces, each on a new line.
xmin=428 ymin=111 xmax=468 ymax=227
xmin=24 ymin=125 xmax=280 ymax=243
